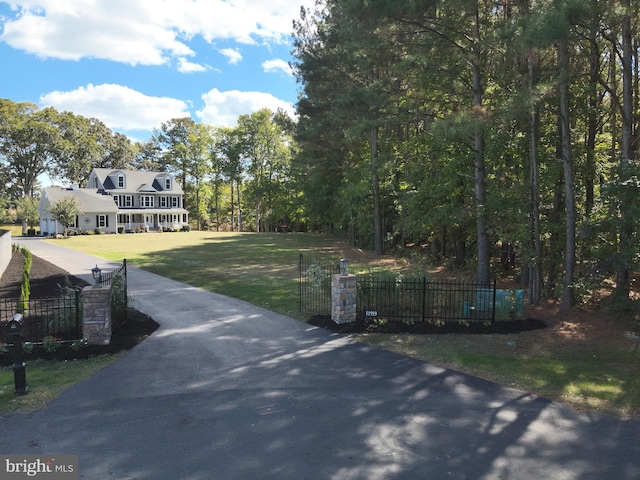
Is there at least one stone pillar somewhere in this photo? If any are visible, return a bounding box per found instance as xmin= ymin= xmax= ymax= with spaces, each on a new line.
xmin=331 ymin=274 xmax=357 ymax=324
xmin=82 ymin=286 xmax=112 ymax=346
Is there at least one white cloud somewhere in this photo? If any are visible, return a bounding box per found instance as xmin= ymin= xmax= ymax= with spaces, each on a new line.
xmin=0 ymin=0 xmax=314 ymax=67
xmin=196 ymin=88 xmax=295 ymax=127
xmin=262 ymin=59 xmax=293 ymax=76
xmin=177 ymin=57 xmax=207 ymax=73
xmin=219 ymin=48 xmax=243 ymax=65
xmin=40 ymin=84 xmax=191 ymax=131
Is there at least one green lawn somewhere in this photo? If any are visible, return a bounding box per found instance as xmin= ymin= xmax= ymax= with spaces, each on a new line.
xmin=24 ymin=231 xmax=639 ymax=418
xmin=46 ymin=231 xmax=386 ymax=317
xmin=0 ymin=355 xmax=124 ymax=415
xmin=50 ymin=232 xmax=336 ymax=315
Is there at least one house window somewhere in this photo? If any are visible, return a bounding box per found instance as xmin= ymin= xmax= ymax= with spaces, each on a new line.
xmin=117 ymin=174 xmax=125 ymax=188
xmin=165 ymin=177 xmax=171 ymax=190
xmin=160 ymin=196 xmax=167 ymax=208
xmin=113 ymin=195 xmax=120 ymax=207
xmin=141 ymin=195 xmax=154 ymax=207
xmin=97 ymin=215 xmax=107 ymax=228
xmin=124 ymin=195 xmax=132 ymax=207
xmin=171 ymin=197 xmax=178 ymax=208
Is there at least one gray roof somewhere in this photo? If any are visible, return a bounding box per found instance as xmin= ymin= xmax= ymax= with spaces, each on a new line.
xmin=91 ymin=168 xmax=184 ymax=194
xmin=42 ymin=187 xmax=119 ymax=214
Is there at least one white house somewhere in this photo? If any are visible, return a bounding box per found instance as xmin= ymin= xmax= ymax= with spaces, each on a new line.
xmin=38 ymin=168 xmax=189 ymax=235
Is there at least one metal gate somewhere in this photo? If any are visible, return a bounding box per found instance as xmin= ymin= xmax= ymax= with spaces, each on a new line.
xmin=298 ymin=254 xmax=340 ymax=317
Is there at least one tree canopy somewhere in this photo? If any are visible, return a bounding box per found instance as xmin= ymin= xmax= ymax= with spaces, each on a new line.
xmin=2 ymin=0 xmax=639 ymax=310
xmin=292 ymin=0 xmax=640 ymax=306
xmin=47 ymin=196 xmax=82 ymax=237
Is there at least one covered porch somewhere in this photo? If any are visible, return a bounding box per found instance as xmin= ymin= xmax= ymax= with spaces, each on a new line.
xmin=117 ymin=209 xmax=189 ymax=232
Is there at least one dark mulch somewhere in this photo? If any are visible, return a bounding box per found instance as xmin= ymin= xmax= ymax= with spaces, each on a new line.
xmin=0 ymin=250 xmax=90 ymax=298
xmin=1 ymin=250 xmax=159 ymax=363
xmin=308 ymin=315 xmax=546 ymax=335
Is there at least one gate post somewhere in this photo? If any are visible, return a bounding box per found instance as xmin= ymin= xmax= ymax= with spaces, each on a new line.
xmin=82 ymin=285 xmax=112 ymax=345
xmin=331 ymin=266 xmax=357 ymax=324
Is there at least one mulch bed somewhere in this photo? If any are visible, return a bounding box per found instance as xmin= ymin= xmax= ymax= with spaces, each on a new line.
xmin=1 ymin=250 xmax=158 ymax=364
xmin=308 ymin=315 xmax=546 ymax=335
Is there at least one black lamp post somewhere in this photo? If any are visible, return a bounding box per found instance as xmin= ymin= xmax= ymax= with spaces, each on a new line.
xmin=91 ymin=265 xmax=102 ymax=286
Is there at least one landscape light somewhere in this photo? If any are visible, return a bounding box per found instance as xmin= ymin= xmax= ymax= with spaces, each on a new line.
xmin=91 ymin=265 xmax=102 ymax=286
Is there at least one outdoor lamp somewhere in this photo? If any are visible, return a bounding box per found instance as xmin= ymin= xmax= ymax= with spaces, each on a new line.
xmin=340 ymin=258 xmax=348 ymax=275
xmin=91 ymin=265 xmax=102 ymax=286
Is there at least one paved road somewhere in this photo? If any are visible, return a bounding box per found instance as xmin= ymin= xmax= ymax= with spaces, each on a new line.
xmin=1 ymin=238 xmax=639 ymax=479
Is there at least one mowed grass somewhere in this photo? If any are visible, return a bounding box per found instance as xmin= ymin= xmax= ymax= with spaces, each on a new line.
xmin=359 ymin=331 xmax=640 ymax=417
xmin=0 ymin=354 xmax=124 ymax=415
xmin=43 ymin=231 xmax=640 ymax=418
xmin=46 ymin=232 xmax=364 ymax=316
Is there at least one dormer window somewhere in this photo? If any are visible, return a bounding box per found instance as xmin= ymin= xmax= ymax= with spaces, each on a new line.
xmin=165 ymin=177 xmax=171 ymax=190
xmin=117 ymin=173 xmax=125 ymax=189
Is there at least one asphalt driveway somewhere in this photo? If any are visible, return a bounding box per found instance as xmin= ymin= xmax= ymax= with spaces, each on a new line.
xmin=1 ymin=237 xmax=639 ymax=479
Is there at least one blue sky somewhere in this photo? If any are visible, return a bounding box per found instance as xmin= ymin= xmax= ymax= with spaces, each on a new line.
xmin=0 ymin=0 xmax=313 ymax=143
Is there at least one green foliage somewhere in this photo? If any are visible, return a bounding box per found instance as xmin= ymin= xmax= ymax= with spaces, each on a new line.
xmin=42 ymin=336 xmax=61 ymax=354
xmin=42 ymin=303 xmax=79 ymax=337
xmin=306 ymin=263 xmax=325 ymax=288
xmin=47 ymin=196 xmax=82 ymax=236
xmin=70 ymin=338 xmax=88 ymax=351
xmin=291 ymin=0 xmax=640 ymax=301
xmin=15 ymin=196 xmax=39 ymax=229
xmin=0 ymin=100 xmax=58 ymax=197
xmin=18 ymin=270 xmax=29 ymax=313
xmin=110 ymin=271 xmax=128 ymax=327
xmin=12 ymin=245 xmax=32 ymax=313
xmin=22 ymin=342 xmax=34 ymax=355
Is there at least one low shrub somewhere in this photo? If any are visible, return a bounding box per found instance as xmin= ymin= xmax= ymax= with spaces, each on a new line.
xmin=42 ymin=336 xmax=62 ymax=354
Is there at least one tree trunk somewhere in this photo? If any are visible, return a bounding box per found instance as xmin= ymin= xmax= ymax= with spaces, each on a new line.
xmin=528 ymin=54 xmax=543 ymax=305
xmin=230 ymin=183 xmax=235 ymax=231
xmin=371 ymin=126 xmax=384 ymax=255
xmin=585 ymin=38 xmax=599 ymax=216
xmin=214 ymin=180 xmax=220 ymax=232
xmin=558 ymin=38 xmax=576 ymax=310
xmin=237 ymin=181 xmax=243 ymax=232
xmin=472 ymin=6 xmax=490 ymax=285
xmin=615 ymin=7 xmax=633 ymax=299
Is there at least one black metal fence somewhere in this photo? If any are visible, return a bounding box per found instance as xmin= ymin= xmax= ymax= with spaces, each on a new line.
xmin=0 ymin=290 xmax=82 ymax=343
xmin=0 ymin=259 xmax=129 ymax=344
xmin=357 ymin=275 xmax=499 ymax=325
xmin=298 ymin=254 xmax=517 ymax=325
xmin=299 ymin=254 xmax=340 ymax=317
